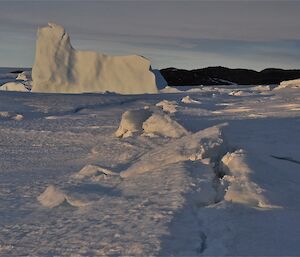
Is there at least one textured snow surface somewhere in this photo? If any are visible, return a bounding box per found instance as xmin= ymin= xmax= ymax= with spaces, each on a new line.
xmin=31 ymin=23 xmax=165 ymax=94
xmin=0 ymin=82 xmax=300 ymax=256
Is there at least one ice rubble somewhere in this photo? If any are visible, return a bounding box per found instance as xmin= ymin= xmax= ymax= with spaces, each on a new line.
xmin=220 ymin=150 xmax=276 ymax=208
xmin=0 ymin=70 xmax=32 ymax=92
xmin=275 ymin=78 xmax=300 ymax=90
xmin=31 ymin=23 xmax=167 ymax=94
xmin=115 ymin=108 xmax=188 ymax=138
xmin=120 ymin=123 xmax=228 ymax=178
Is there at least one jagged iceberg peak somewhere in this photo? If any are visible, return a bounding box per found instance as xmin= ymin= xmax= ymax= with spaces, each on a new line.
xmin=32 ymin=23 xmax=167 ymax=94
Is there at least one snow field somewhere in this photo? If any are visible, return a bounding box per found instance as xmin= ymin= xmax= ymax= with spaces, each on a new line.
xmin=0 ymin=82 xmax=299 ymax=255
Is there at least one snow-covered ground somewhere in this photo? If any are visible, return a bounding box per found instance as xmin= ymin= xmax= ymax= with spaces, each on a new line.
xmin=0 ymin=83 xmax=300 ymax=256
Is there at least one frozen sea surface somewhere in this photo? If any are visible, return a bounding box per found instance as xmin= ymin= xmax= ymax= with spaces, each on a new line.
xmin=0 ymin=84 xmax=300 ymax=256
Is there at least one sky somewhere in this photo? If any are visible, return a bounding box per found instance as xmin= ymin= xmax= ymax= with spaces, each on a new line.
xmin=0 ymin=0 xmax=300 ymax=70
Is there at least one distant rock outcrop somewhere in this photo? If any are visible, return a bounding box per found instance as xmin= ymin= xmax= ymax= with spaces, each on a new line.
xmin=32 ymin=23 xmax=166 ymax=94
xmin=160 ymin=66 xmax=300 ymax=86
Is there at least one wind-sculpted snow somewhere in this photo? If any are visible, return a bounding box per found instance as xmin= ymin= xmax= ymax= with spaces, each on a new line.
xmin=31 ymin=23 xmax=166 ymax=94
xmin=38 ymin=185 xmax=89 ymax=208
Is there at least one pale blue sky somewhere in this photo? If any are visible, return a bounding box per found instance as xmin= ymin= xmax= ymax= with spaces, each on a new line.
xmin=0 ymin=0 xmax=300 ymax=70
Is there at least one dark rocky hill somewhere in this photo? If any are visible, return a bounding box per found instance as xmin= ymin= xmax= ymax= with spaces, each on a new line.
xmin=160 ymin=66 xmax=300 ymax=86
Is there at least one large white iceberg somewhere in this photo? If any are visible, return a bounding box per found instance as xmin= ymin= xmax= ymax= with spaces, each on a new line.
xmin=32 ymin=23 xmax=166 ymax=94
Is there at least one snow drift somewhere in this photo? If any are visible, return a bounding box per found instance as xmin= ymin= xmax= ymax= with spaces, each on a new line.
xmin=31 ymin=23 xmax=166 ymax=94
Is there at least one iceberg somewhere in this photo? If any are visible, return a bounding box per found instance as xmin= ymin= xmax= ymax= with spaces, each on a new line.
xmin=32 ymin=23 xmax=166 ymax=94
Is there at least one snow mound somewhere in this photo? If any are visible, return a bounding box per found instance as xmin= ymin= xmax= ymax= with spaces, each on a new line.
xmin=220 ymin=150 xmax=275 ymax=208
xmin=120 ymin=123 xmax=228 ymax=178
xmin=31 ymin=23 xmax=160 ymax=94
xmin=275 ymin=79 xmax=300 ymax=90
xmin=38 ymin=185 xmax=88 ymax=208
xmin=37 ymin=185 xmax=67 ymax=208
xmin=0 ymin=82 xmax=30 ymax=92
xmin=115 ymin=109 xmax=152 ymax=138
xmin=12 ymin=114 xmax=24 ymax=121
xmin=73 ymin=164 xmax=117 ymax=180
xmin=156 ymin=100 xmax=178 ymax=113
xmin=142 ymin=113 xmax=188 ymax=138
xmin=181 ymin=95 xmax=201 ymax=104
xmin=16 ymin=71 xmax=32 ymax=81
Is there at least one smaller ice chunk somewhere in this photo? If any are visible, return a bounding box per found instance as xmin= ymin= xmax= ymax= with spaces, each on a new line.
xmin=16 ymin=71 xmax=32 ymax=81
xmin=0 ymin=82 xmax=30 ymax=92
xmin=142 ymin=113 xmax=188 ymax=138
xmin=115 ymin=109 xmax=152 ymax=138
xmin=156 ymin=100 xmax=178 ymax=113
xmin=38 ymin=185 xmax=89 ymax=208
xmin=37 ymin=185 xmax=66 ymax=208
xmin=181 ymin=96 xmax=201 ymax=104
